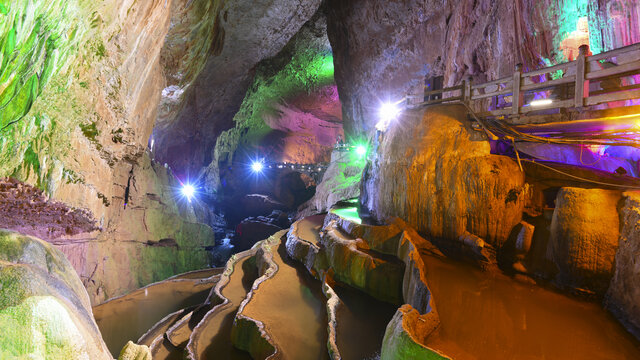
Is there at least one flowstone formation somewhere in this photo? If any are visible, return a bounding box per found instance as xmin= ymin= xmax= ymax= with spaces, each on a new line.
xmin=98 ymin=214 xmax=449 ymax=359
xmin=0 ymin=230 xmax=111 ymax=359
xmin=361 ymin=105 xmax=526 ymax=257
xmin=360 ymin=102 xmax=640 ymax=339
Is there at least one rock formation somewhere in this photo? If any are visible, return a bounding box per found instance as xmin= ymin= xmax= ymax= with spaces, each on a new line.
xmin=549 ymin=187 xmax=621 ymax=294
xmin=361 ymin=105 xmax=526 ymax=251
xmin=0 ymin=230 xmax=112 ymax=359
xmin=606 ymin=191 xmax=640 ymax=339
xmin=325 ymin=0 xmax=640 ymax=136
xmin=154 ymin=0 xmax=324 ymax=175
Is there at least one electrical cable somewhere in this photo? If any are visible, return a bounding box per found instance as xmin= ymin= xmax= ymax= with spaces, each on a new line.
xmin=522 ymin=159 xmax=640 ymax=189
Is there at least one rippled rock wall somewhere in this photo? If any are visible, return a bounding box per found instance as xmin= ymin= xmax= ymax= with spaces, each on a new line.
xmin=0 ymin=0 xmax=215 ymax=304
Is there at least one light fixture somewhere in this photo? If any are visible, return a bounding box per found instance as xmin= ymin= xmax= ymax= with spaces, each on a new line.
xmin=530 ymin=99 xmax=553 ymax=107
xmin=181 ymin=184 xmax=195 ymax=202
xmin=376 ymin=101 xmax=402 ymax=131
xmin=355 ymin=145 xmax=367 ymax=156
xmin=251 ymin=160 xmax=264 ymax=173
xmin=379 ymin=102 xmax=401 ymax=121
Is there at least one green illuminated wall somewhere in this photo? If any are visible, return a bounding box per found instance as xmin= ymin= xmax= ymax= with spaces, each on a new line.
xmin=213 ymin=20 xmax=335 ymax=168
xmin=0 ymin=0 xmax=90 ymax=192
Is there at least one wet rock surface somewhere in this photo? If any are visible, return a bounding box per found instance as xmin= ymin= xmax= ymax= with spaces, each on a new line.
xmin=0 ymin=230 xmax=112 ymax=359
xmin=298 ymin=149 xmax=367 ymax=218
xmin=550 ymin=187 xmax=622 ymax=294
xmin=361 ymin=105 xmax=525 ymax=250
xmin=606 ymin=191 xmax=640 ymax=339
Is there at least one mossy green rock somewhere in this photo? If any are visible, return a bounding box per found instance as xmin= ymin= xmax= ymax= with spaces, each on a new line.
xmin=0 ymin=229 xmax=111 ymax=359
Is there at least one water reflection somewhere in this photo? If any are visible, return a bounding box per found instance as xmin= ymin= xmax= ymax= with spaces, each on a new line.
xmin=423 ymin=255 xmax=640 ymax=359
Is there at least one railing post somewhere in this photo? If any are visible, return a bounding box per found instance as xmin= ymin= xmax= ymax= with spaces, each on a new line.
xmin=574 ymin=44 xmax=589 ymax=108
xmin=512 ymin=63 xmax=523 ymax=115
xmin=463 ymin=75 xmax=472 ymax=104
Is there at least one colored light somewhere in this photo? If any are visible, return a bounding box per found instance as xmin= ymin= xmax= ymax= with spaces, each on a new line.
xmin=251 ymin=161 xmax=264 ymax=173
xmin=355 ymin=145 xmax=367 ymax=156
xmin=530 ymin=99 xmax=553 ymax=107
xmin=182 ymin=184 xmax=195 ymax=201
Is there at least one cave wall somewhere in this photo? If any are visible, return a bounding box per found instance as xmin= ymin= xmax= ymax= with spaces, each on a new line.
xmin=205 ymin=12 xmax=343 ymax=197
xmin=0 ymin=0 xmax=217 ymax=304
xmin=325 ymin=0 xmax=640 ymax=137
xmin=152 ymin=0 xmax=324 ymax=177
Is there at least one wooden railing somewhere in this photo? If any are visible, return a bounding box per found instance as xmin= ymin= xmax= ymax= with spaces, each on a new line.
xmin=406 ymin=43 xmax=640 ymax=120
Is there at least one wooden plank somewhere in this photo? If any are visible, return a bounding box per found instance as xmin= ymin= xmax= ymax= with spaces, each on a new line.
xmin=471 ymin=76 xmax=511 ymax=90
xmin=587 ymin=49 xmax=640 ymax=72
xmin=523 ymin=61 xmax=573 ymax=78
xmin=471 ymin=88 xmax=513 ymax=100
xmin=423 ymin=85 xmax=462 ymax=97
xmin=424 ymin=95 xmax=463 ymax=105
xmin=520 ymin=99 xmax=573 ymax=114
xmin=586 ymin=59 xmax=640 ymax=80
xmin=512 ymin=65 xmax=523 ymax=115
xmin=585 ymin=89 xmax=640 ymax=106
xmin=589 ymin=42 xmax=640 ymax=62
xmin=477 ymin=108 xmax=512 ymax=117
xmin=590 ymin=83 xmax=640 ymax=96
xmin=521 ymin=75 xmax=575 ymax=91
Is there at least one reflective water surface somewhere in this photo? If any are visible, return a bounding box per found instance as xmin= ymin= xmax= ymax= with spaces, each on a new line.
xmin=422 ymin=254 xmax=640 ymax=359
xmin=94 ymin=274 xmax=218 ymax=357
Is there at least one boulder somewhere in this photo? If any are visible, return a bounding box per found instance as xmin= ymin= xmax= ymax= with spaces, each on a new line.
xmin=298 ymin=149 xmax=367 ymax=218
xmin=234 ymin=219 xmax=283 ymax=252
xmin=361 ymin=105 xmax=525 ymax=250
xmin=549 ymin=187 xmax=621 ymax=294
xmin=381 ymin=305 xmax=449 ymax=360
xmin=0 ymin=229 xmax=111 ymax=359
xmin=118 ymin=341 xmax=152 ymax=360
xmin=606 ymin=191 xmax=640 ymax=339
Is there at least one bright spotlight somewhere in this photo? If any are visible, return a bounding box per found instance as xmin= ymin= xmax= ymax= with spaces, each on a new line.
xmin=182 ymin=184 xmax=195 ymax=202
xmin=251 ymin=161 xmax=264 ymax=173
xmin=379 ymin=102 xmax=401 ymax=121
xmin=355 ymin=145 xmax=367 ymax=156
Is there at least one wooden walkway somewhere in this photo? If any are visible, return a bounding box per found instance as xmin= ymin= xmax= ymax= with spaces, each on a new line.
xmin=406 ymin=43 xmax=640 ymax=125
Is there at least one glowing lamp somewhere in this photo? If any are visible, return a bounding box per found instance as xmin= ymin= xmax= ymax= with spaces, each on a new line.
xmin=530 ymin=99 xmax=553 ymax=107
xmin=182 ymin=184 xmax=195 ymax=201
xmin=251 ymin=161 xmax=264 ymax=173
xmin=355 ymin=145 xmax=367 ymax=156
xmin=379 ymin=102 xmax=401 ymax=121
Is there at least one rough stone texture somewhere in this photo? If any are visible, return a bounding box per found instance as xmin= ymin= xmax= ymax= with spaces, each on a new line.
xmin=321 ymin=220 xmax=406 ymax=304
xmin=154 ymin=0 xmax=324 ymax=175
xmin=361 ymin=105 xmax=526 ymax=249
xmin=325 ymin=0 xmax=640 ymax=136
xmin=118 ymin=341 xmax=151 ymax=360
xmin=55 ymin=154 xmax=215 ymax=304
xmin=606 ymin=191 xmax=640 ymax=339
xmin=202 ymin=12 xmax=341 ymax=201
xmin=298 ymin=149 xmax=366 ymax=218
xmin=234 ymin=219 xmax=283 ymax=252
xmin=0 ymin=230 xmax=111 ymax=359
xmin=381 ymin=305 xmax=449 ymax=360
xmin=549 ymin=187 xmax=621 ymax=294
xmin=0 ymin=1 xmax=216 ymax=304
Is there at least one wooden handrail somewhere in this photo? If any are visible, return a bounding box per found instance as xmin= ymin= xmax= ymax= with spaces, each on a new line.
xmin=407 ymin=42 xmax=640 ymax=118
